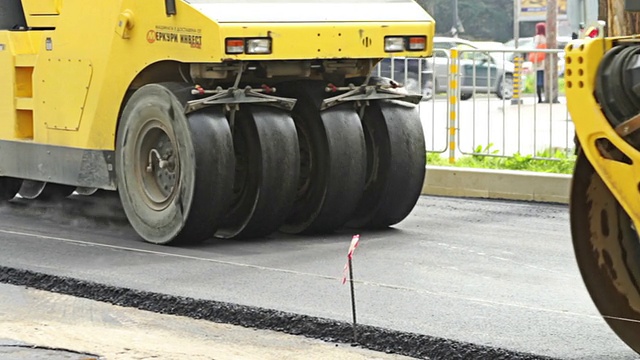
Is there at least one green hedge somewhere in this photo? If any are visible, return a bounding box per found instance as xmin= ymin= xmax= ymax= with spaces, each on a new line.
xmin=427 ymin=145 xmax=576 ymax=174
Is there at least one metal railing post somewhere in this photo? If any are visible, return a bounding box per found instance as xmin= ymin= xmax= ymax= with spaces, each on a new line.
xmin=448 ymin=48 xmax=459 ymax=164
xmin=511 ymin=55 xmax=523 ymax=105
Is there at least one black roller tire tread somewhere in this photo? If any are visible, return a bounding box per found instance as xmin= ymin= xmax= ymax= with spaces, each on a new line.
xmin=622 ymin=47 xmax=640 ymax=105
xmin=608 ymin=46 xmax=638 ymax=119
xmin=116 ymin=83 xmax=234 ymax=245
xmin=571 ymin=153 xmax=640 ymax=354
xmin=216 ymin=105 xmax=300 ymax=239
xmin=347 ymin=99 xmax=426 ymax=228
xmin=278 ymin=80 xmax=366 ymax=234
xmin=595 ymin=46 xmax=627 ymax=125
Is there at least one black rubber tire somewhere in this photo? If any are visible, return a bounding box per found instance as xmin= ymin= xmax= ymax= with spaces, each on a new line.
xmin=216 ymin=105 xmax=300 ymax=239
xmin=621 ymin=46 xmax=640 ymax=105
xmin=496 ymin=74 xmax=514 ymax=100
xmin=571 ymin=153 xmax=640 ymax=354
xmin=278 ymin=81 xmax=366 ymax=234
xmin=422 ymin=79 xmax=435 ymax=101
xmin=116 ymin=83 xmax=234 ymax=245
xmin=0 ymin=177 xmax=21 ymax=201
xmin=607 ymin=46 xmax=638 ymax=120
xmin=595 ymin=46 xmax=627 ymax=125
xmin=598 ymin=45 xmax=640 ymax=149
xmin=460 ymin=93 xmax=473 ymax=101
xmin=347 ymin=100 xmax=426 ymax=228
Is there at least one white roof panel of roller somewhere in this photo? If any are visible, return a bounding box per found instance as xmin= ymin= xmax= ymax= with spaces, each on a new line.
xmin=184 ymin=0 xmax=433 ymax=23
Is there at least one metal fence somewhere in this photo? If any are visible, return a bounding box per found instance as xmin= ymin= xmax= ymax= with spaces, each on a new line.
xmin=374 ymin=47 xmax=573 ymax=163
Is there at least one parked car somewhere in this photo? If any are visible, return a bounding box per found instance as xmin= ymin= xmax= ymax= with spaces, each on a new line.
xmin=374 ymin=57 xmax=434 ymax=100
xmin=373 ymin=36 xmax=528 ymax=101
xmin=431 ymin=36 xmax=520 ymax=100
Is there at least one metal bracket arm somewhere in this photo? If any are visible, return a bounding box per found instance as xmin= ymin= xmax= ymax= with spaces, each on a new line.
xmin=184 ymin=86 xmax=297 ymax=114
xmin=321 ymin=84 xmax=422 ymax=111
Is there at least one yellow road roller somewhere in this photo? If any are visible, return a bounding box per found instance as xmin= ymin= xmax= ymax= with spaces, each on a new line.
xmin=566 ymin=5 xmax=640 ymax=355
xmin=0 ymin=0 xmax=435 ymax=244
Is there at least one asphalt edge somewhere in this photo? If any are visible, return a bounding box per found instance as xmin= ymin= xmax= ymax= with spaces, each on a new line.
xmin=422 ymin=166 xmax=571 ymax=204
xmin=0 ymin=266 xmax=557 ymax=360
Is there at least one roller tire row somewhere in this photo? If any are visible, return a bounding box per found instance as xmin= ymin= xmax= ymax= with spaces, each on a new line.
xmin=0 ymin=80 xmax=427 ymax=246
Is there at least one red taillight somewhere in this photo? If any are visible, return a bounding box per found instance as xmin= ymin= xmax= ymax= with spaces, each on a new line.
xmin=226 ymin=39 xmax=244 ymax=54
xmin=408 ymin=36 xmax=426 ymax=51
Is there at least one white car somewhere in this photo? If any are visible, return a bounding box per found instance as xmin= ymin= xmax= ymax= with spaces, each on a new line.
xmin=428 ymin=37 xmax=521 ymax=100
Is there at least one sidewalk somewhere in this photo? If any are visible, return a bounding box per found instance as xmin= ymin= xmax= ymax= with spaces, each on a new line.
xmin=422 ymin=165 xmax=571 ymax=204
xmin=0 ymin=283 xmax=412 ymax=360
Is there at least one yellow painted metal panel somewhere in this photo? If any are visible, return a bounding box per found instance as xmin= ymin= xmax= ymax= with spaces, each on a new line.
xmin=37 ymin=58 xmax=93 ymax=131
xmin=0 ymin=33 xmax=17 ymax=140
xmin=15 ymin=97 xmax=34 ymax=110
xmin=21 ymin=0 xmax=61 ymax=15
xmin=14 ymin=54 xmax=37 ymax=67
xmin=24 ymin=16 xmax=59 ymax=28
xmin=215 ymin=22 xmax=435 ymax=61
xmin=22 ymin=0 xmax=61 ymax=27
xmin=15 ymin=110 xmax=34 ymax=139
xmin=6 ymin=32 xmax=38 ymax=55
xmin=6 ymin=0 xmax=434 ymax=150
xmin=15 ymin=67 xmax=33 ymax=99
xmin=565 ymin=37 xmax=640 ymax=233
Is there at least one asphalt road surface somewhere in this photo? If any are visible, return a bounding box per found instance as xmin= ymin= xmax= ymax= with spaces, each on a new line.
xmin=0 ymin=192 xmax=638 ymax=359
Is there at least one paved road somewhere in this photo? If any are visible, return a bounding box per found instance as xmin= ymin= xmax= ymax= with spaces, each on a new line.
xmin=0 ymin=192 xmax=637 ymax=359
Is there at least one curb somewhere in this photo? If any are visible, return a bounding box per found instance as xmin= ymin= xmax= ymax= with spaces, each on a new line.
xmin=421 ymin=166 xmax=571 ymax=204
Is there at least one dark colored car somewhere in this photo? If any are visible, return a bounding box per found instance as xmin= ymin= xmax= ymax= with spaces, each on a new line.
xmin=374 ymin=57 xmax=434 ymax=100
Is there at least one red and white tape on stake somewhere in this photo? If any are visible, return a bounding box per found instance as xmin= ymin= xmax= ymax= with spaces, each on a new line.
xmin=342 ymin=234 xmax=360 ymax=284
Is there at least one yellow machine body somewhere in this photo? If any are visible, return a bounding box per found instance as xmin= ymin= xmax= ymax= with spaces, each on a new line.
xmin=0 ymin=0 xmax=434 ymax=153
xmin=565 ymin=37 xmax=640 ymax=230
xmin=565 ymin=33 xmax=640 ymax=354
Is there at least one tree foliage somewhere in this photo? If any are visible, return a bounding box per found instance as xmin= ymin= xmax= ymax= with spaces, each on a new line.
xmin=414 ymin=0 xmax=640 ymax=40
xmin=415 ymin=0 xmax=532 ymax=42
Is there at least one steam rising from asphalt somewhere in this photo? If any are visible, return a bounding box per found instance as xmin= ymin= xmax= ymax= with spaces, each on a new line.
xmin=3 ymin=190 xmax=131 ymax=235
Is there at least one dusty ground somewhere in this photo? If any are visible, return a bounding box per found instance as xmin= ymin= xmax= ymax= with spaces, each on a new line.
xmin=0 ymin=283 xmax=413 ymax=360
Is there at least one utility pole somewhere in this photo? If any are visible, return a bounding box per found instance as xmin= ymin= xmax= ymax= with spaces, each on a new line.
xmin=546 ymin=0 xmax=559 ymax=103
xmin=514 ymin=0 xmax=520 ymax=45
xmin=452 ymin=0 xmax=459 ymax=37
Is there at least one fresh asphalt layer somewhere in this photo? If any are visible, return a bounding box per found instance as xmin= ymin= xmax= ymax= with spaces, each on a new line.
xmin=0 ymin=184 xmax=637 ymax=359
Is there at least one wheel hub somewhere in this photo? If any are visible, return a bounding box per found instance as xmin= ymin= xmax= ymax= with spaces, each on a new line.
xmin=135 ymin=120 xmax=179 ymax=210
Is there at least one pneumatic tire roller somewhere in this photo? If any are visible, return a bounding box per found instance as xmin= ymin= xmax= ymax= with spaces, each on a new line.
xmin=0 ymin=0 xmax=435 ymax=244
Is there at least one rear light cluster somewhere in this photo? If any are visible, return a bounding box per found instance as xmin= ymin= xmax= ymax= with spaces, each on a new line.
xmin=225 ymin=35 xmax=427 ymax=54
xmin=225 ymin=37 xmax=272 ymax=55
xmin=384 ymin=36 xmax=427 ymax=52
